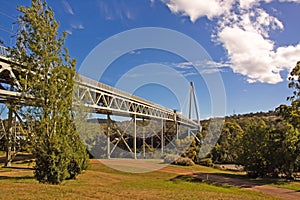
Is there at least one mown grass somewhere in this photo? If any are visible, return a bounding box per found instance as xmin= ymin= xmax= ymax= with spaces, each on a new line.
xmin=256 ymin=178 xmax=300 ymax=191
xmin=0 ymin=160 xmax=276 ymax=200
xmin=162 ymin=163 xmax=300 ymax=192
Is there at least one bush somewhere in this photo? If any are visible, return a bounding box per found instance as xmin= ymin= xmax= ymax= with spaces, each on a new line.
xmin=198 ymin=158 xmax=213 ymax=167
xmin=163 ymin=154 xmax=178 ymax=164
xmin=175 ymin=157 xmax=195 ymax=166
xmin=163 ymin=155 xmax=195 ymax=166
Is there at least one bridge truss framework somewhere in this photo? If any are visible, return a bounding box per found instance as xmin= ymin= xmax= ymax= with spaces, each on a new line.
xmin=0 ymin=45 xmax=201 ymax=165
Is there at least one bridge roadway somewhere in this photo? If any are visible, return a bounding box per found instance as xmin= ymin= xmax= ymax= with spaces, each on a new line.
xmin=0 ymin=45 xmax=199 ymax=128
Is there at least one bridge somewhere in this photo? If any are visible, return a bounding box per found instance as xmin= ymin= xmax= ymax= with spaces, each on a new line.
xmin=0 ymin=45 xmax=201 ymax=165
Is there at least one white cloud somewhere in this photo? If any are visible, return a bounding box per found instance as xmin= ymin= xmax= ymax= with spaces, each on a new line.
xmin=272 ymin=43 xmax=300 ymax=69
xmin=279 ymin=0 xmax=300 ymax=2
xmin=217 ymin=7 xmax=288 ymax=84
xmin=98 ymin=0 xmax=135 ymax=21
xmin=163 ymin=0 xmax=234 ymax=21
xmin=65 ymin=30 xmax=72 ymax=35
xmin=62 ymin=0 xmax=74 ymax=15
xmin=218 ymin=26 xmax=281 ymax=83
xmin=128 ymin=50 xmax=141 ymax=55
xmin=161 ymin=0 xmax=300 ymax=84
xmin=238 ymin=0 xmax=273 ymax=9
xmin=71 ymin=23 xmax=84 ymax=30
xmin=174 ymin=61 xmax=194 ymax=69
xmin=171 ymin=61 xmax=226 ymax=75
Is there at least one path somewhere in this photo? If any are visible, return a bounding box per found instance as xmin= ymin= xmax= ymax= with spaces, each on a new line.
xmin=97 ymin=159 xmax=300 ymax=199
xmin=161 ymin=166 xmax=300 ymax=200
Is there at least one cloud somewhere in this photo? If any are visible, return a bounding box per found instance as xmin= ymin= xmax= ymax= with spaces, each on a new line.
xmin=161 ymin=0 xmax=300 ymax=84
xmin=163 ymin=0 xmax=234 ymax=21
xmin=218 ymin=26 xmax=281 ymax=83
xmin=279 ymin=0 xmax=300 ymax=2
xmin=71 ymin=23 xmax=84 ymax=30
xmin=238 ymin=0 xmax=272 ymax=9
xmin=171 ymin=61 xmax=226 ymax=76
xmin=216 ymin=6 xmax=299 ymax=84
xmin=173 ymin=61 xmax=194 ymax=69
xmin=217 ymin=7 xmax=287 ymax=84
xmin=128 ymin=50 xmax=141 ymax=55
xmin=65 ymin=30 xmax=72 ymax=35
xmin=273 ymin=43 xmax=300 ymax=69
xmin=98 ymin=0 xmax=135 ymax=21
xmin=62 ymin=0 xmax=74 ymax=15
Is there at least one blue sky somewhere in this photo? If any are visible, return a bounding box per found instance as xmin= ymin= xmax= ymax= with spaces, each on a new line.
xmin=1 ymin=0 xmax=300 ymax=119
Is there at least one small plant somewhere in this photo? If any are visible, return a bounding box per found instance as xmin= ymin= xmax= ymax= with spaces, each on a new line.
xmin=198 ymin=158 xmax=213 ymax=167
xmin=163 ymin=154 xmax=195 ymax=166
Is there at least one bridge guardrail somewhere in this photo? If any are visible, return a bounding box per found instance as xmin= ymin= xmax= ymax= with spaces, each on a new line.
xmin=0 ymin=45 xmax=9 ymax=57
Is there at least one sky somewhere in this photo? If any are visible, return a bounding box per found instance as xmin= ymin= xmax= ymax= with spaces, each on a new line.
xmin=0 ymin=0 xmax=300 ymax=119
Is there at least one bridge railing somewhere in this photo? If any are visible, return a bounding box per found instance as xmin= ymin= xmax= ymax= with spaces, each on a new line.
xmin=0 ymin=45 xmax=9 ymax=57
xmin=0 ymin=46 xmax=199 ymax=128
xmin=78 ymin=75 xmax=173 ymax=114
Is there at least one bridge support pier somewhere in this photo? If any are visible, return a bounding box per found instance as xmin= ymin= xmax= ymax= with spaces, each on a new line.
xmin=142 ymin=119 xmax=145 ymax=158
xmin=5 ymin=107 xmax=13 ymax=167
xmin=161 ymin=119 xmax=164 ymax=154
xmin=107 ymin=114 xmax=111 ymax=159
xmin=176 ymin=122 xmax=179 ymax=140
xmin=133 ymin=115 xmax=137 ymax=159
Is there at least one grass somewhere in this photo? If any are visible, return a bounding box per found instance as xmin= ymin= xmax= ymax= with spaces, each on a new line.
xmin=164 ymin=164 xmax=300 ymax=191
xmin=256 ymin=178 xmax=300 ymax=191
xmin=0 ymin=159 xmax=276 ymax=200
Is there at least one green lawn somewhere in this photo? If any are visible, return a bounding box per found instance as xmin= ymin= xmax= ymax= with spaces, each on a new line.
xmin=177 ymin=164 xmax=300 ymax=192
xmin=0 ymin=160 xmax=277 ymax=200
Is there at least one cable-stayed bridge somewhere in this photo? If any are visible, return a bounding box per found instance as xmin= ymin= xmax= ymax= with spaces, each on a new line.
xmin=0 ymin=45 xmax=200 ymax=164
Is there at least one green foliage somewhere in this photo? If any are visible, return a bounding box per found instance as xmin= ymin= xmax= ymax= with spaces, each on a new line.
xmin=163 ymin=154 xmax=195 ymax=166
xmin=288 ymin=61 xmax=300 ymax=101
xmin=237 ymin=118 xmax=300 ymax=178
xmin=198 ymin=158 xmax=213 ymax=167
xmin=10 ymin=0 xmax=87 ymax=184
xmin=276 ymin=101 xmax=300 ymax=129
xmin=211 ymin=121 xmax=244 ymax=164
xmin=174 ymin=157 xmax=195 ymax=166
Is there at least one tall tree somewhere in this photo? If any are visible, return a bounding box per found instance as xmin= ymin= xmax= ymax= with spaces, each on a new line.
xmin=288 ymin=61 xmax=300 ymax=101
xmin=10 ymin=0 xmax=87 ymax=184
xmin=211 ymin=121 xmax=244 ymax=164
xmin=237 ymin=118 xmax=300 ymax=178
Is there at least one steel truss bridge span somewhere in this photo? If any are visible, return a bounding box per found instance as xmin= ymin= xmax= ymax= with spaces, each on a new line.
xmin=76 ymin=75 xmax=198 ymax=127
xmin=0 ymin=45 xmax=200 ymax=163
xmin=0 ymin=45 xmax=199 ymax=128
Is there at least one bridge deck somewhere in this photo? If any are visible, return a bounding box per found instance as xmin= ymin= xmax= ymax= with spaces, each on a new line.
xmin=0 ymin=45 xmax=199 ymax=128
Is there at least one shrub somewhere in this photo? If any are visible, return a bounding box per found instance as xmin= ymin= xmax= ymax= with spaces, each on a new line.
xmin=174 ymin=157 xmax=195 ymax=166
xmin=163 ymin=155 xmax=195 ymax=166
xmin=198 ymin=158 xmax=213 ymax=167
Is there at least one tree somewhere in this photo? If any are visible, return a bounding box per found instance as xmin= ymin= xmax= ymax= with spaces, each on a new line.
xmin=288 ymin=61 xmax=300 ymax=101
xmin=211 ymin=121 xmax=244 ymax=164
xmin=237 ymin=118 xmax=300 ymax=178
xmin=10 ymin=0 xmax=87 ymax=184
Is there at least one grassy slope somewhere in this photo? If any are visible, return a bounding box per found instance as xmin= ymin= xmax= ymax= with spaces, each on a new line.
xmin=0 ymin=160 xmax=276 ymax=200
xmin=172 ymin=164 xmax=300 ymax=192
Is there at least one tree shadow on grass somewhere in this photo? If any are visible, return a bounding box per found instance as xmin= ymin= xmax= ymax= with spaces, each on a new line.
xmin=170 ymin=174 xmax=232 ymax=189
xmin=0 ymin=175 xmax=34 ymax=181
xmin=170 ymin=175 xmax=203 ymax=183
xmin=0 ymin=154 xmax=34 ymax=164
xmin=211 ymin=172 xmax=300 ymax=186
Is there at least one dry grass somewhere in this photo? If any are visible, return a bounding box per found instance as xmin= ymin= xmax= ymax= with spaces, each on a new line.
xmin=0 ymin=159 xmax=277 ymax=200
